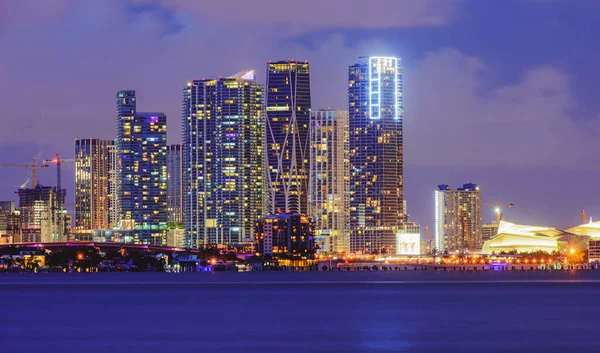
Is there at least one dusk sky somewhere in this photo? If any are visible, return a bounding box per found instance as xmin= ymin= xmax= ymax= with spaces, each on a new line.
xmin=1 ymin=0 xmax=599 ymax=230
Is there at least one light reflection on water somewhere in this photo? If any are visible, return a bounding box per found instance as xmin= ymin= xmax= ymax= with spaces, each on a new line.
xmin=1 ymin=272 xmax=599 ymax=353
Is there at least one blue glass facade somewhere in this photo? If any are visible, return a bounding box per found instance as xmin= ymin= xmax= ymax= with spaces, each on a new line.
xmin=348 ymin=57 xmax=404 ymax=254
xmin=182 ymin=72 xmax=264 ymax=248
xmin=116 ymin=90 xmax=167 ymax=244
xmin=265 ymin=60 xmax=311 ymax=215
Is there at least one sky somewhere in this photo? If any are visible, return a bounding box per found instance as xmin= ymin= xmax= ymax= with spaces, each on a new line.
xmin=1 ymin=0 xmax=599 ymax=230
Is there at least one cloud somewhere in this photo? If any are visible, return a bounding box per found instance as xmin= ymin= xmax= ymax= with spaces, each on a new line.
xmin=132 ymin=0 xmax=458 ymax=29
xmin=405 ymin=48 xmax=599 ymax=168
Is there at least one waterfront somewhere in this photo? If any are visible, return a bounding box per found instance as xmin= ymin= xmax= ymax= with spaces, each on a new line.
xmin=2 ymin=272 xmax=600 ymax=352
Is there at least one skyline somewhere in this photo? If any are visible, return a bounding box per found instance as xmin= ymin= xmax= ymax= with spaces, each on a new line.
xmin=2 ymin=0 xmax=600 ymax=230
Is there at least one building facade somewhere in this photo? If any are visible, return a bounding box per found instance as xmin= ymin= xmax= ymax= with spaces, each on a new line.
xmin=265 ymin=60 xmax=311 ymax=215
xmin=0 ymin=201 xmax=15 ymax=233
xmin=167 ymin=144 xmax=183 ymax=224
xmin=396 ymin=221 xmax=420 ymax=255
xmin=308 ymin=109 xmax=349 ymax=254
xmin=17 ymin=185 xmax=65 ymax=243
xmin=482 ymin=223 xmax=499 ymax=243
xmin=434 ymin=183 xmax=483 ymax=253
xmin=107 ymin=143 xmax=120 ymax=228
xmin=182 ymin=71 xmax=264 ymax=248
xmin=349 ymin=56 xmax=404 ymax=255
xmin=116 ymin=90 xmax=168 ymax=244
xmin=0 ymin=201 xmax=15 ymax=243
xmin=75 ymin=139 xmax=113 ymax=232
xmin=254 ymin=213 xmax=315 ymax=258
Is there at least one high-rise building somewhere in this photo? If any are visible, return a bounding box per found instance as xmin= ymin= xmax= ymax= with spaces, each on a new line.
xmin=482 ymin=223 xmax=499 ymax=243
xmin=75 ymin=139 xmax=113 ymax=232
xmin=434 ymin=183 xmax=483 ymax=253
xmin=107 ymin=143 xmax=120 ymax=228
xmin=182 ymin=71 xmax=264 ymax=248
xmin=0 ymin=201 xmax=15 ymax=243
xmin=309 ymin=109 xmax=349 ymax=254
xmin=348 ymin=56 xmax=404 ymax=255
xmin=265 ymin=60 xmax=311 ymax=215
xmin=0 ymin=201 xmax=15 ymax=232
xmin=17 ymin=184 xmax=65 ymax=243
xmin=254 ymin=213 xmax=315 ymax=258
xmin=116 ymin=90 xmax=167 ymax=244
xmin=167 ymin=144 xmax=183 ymax=224
xmin=6 ymin=211 xmax=21 ymax=243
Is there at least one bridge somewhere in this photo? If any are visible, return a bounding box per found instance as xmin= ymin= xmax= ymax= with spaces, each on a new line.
xmin=0 ymin=242 xmax=196 ymax=253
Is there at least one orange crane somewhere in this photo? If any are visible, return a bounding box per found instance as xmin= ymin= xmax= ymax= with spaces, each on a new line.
xmin=484 ymin=197 xmax=514 ymax=224
xmin=581 ymin=210 xmax=589 ymax=224
xmin=1 ymin=157 xmax=49 ymax=188
xmin=424 ymin=226 xmax=433 ymax=254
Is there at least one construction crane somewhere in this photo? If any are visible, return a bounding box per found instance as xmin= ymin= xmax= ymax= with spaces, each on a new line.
xmin=43 ymin=153 xmax=75 ymax=196
xmin=1 ymin=157 xmax=49 ymax=188
xmin=44 ymin=153 xmax=76 ymax=242
xmin=581 ymin=210 xmax=591 ymax=224
xmin=424 ymin=226 xmax=433 ymax=254
xmin=484 ymin=197 xmax=514 ymax=225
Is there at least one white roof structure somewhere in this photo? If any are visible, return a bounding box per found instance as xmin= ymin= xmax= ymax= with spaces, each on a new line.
xmin=481 ymin=220 xmax=564 ymax=254
xmin=565 ymin=221 xmax=600 ymax=238
xmin=228 ymin=70 xmax=255 ymax=80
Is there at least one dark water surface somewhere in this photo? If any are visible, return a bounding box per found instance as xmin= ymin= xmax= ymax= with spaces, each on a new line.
xmin=1 ymin=271 xmax=598 ymax=352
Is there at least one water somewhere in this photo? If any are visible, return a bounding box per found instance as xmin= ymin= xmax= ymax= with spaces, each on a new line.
xmin=1 ymin=271 xmax=599 ymax=352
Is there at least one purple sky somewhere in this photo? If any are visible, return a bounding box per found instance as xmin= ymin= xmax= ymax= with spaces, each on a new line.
xmin=1 ymin=0 xmax=599 ymax=230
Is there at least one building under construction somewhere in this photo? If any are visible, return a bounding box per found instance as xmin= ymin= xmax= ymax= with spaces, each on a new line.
xmin=17 ymin=184 xmax=67 ymax=243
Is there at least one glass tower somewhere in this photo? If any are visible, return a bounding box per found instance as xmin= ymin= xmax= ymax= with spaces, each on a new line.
xmin=74 ymin=138 xmax=113 ymax=231
xmin=348 ymin=56 xmax=404 ymax=254
xmin=167 ymin=144 xmax=183 ymax=225
xmin=309 ymin=110 xmax=350 ymax=254
xmin=116 ymin=90 xmax=167 ymax=244
xmin=107 ymin=143 xmax=120 ymax=228
xmin=265 ymin=60 xmax=311 ymax=215
xmin=434 ymin=183 xmax=482 ymax=253
xmin=182 ymin=71 xmax=264 ymax=248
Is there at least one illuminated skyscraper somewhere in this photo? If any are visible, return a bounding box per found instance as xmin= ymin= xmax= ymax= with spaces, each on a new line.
xmin=182 ymin=71 xmax=264 ymax=248
xmin=107 ymin=143 xmax=120 ymax=228
xmin=167 ymin=144 xmax=183 ymax=224
xmin=0 ymin=201 xmax=15 ymax=242
xmin=348 ymin=56 xmax=404 ymax=254
xmin=309 ymin=109 xmax=349 ymax=253
xmin=74 ymin=138 xmax=113 ymax=231
xmin=17 ymin=184 xmax=64 ymax=243
xmin=265 ymin=60 xmax=311 ymax=214
xmin=116 ymin=90 xmax=167 ymax=244
xmin=434 ymin=183 xmax=482 ymax=253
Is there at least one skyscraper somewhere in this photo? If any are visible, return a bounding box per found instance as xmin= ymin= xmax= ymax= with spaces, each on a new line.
xmin=0 ymin=201 xmax=15 ymax=232
xmin=182 ymin=71 xmax=264 ymax=248
xmin=107 ymin=143 xmax=120 ymax=228
xmin=17 ymin=184 xmax=64 ymax=243
xmin=116 ymin=90 xmax=167 ymax=244
xmin=167 ymin=144 xmax=183 ymax=225
xmin=309 ymin=109 xmax=349 ymax=254
xmin=0 ymin=201 xmax=15 ymax=243
xmin=348 ymin=56 xmax=404 ymax=255
xmin=434 ymin=183 xmax=483 ymax=253
xmin=265 ymin=60 xmax=311 ymax=214
xmin=74 ymin=138 xmax=113 ymax=232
